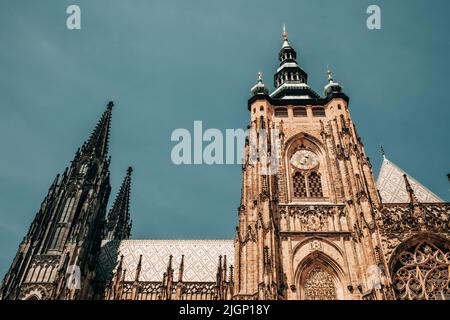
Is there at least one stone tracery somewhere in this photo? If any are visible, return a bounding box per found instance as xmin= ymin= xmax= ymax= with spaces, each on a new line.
xmin=303 ymin=267 xmax=337 ymax=300
xmin=392 ymin=241 xmax=449 ymax=300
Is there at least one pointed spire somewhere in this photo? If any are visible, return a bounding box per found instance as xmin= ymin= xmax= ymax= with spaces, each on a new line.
xmin=165 ymin=255 xmax=174 ymax=284
xmin=324 ymin=68 xmax=343 ymax=96
xmin=112 ymin=254 xmax=124 ymax=299
xmin=263 ymin=246 xmax=272 ymax=286
xmin=277 ymin=24 xmax=299 ymax=68
xmin=164 ymin=255 xmax=174 ymax=299
xmin=81 ymin=101 xmax=114 ymax=159
xmin=117 ymin=254 xmax=124 ymax=275
xmin=327 ymin=69 xmax=333 ymax=82
xmin=281 ymin=24 xmax=289 ymax=48
xmin=105 ymin=167 xmax=133 ymax=240
xmin=271 ymin=27 xmax=319 ymax=99
xmin=229 ymin=265 xmax=234 ymax=283
xmin=167 ymin=254 xmax=173 ymax=272
xmin=222 ymin=255 xmax=227 ymax=283
xmin=403 ymin=174 xmax=419 ymax=204
xmin=121 ymin=269 xmax=126 ymax=284
xmin=216 ymin=255 xmax=223 ymax=285
xmin=380 ymin=145 xmax=387 ymax=160
xmin=178 ymin=255 xmax=185 ymax=282
xmin=134 ymin=254 xmax=142 ymax=282
xmin=251 ymin=71 xmax=269 ymax=96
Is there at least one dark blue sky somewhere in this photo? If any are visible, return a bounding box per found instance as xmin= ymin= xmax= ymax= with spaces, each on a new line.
xmin=0 ymin=0 xmax=449 ymax=278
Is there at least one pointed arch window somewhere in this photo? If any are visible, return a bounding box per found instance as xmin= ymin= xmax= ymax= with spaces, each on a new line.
xmin=308 ymin=172 xmax=323 ymax=197
xmin=293 ymin=172 xmax=307 ymax=197
xmin=60 ymin=196 xmax=76 ymax=223
xmin=304 ymin=267 xmax=337 ymax=300
xmin=292 ymin=171 xmax=324 ymax=198
xmin=49 ymin=226 xmax=65 ymax=251
xmin=80 ymin=163 xmax=88 ymax=175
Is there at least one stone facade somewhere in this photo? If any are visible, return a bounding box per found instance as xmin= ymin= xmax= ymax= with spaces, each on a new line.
xmin=1 ymin=29 xmax=449 ymax=300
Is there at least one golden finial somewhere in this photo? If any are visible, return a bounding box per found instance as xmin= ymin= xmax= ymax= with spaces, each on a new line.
xmin=282 ymin=24 xmax=288 ymax=40
xmin=327 ymin=66 xmax=334 ymax=82
xmin=257 ymin=71 xmax=263 ymax=82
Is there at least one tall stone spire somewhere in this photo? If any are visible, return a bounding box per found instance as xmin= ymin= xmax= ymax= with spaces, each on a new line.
xmin=380 ymin=145 xmax=386 ymax=160
xmin=1 ymin=101 xmax=113 ymax=300
xmin=403 ymin=174 xmax=419 ymax=204
xmin=81 ymin=101 xmax=114 ymax=159
xmin=105 ymin=167 xmax=133 ymax=240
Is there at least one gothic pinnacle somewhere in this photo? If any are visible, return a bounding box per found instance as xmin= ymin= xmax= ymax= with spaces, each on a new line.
xmin=324 ymin=68 xmax=343 ymax=96
xmin=105 ymin=167 xmax=133 ymax=240
xmin=251 ymin=71 xmax=269 ymax=96
xmin=327 ymin=69 xmax=333 ymax=82
xmin=82 ymin=101 xmax=114 ymax=160
xmin=134 ymin=254 xmax=143 ymax=282
xmin=380 ymin=145 xmax=386 ymax=160
xmin=403 ymin=174 xmax=418 ymax=204
xmin=178 ymin=255 xmax=185 ymax=282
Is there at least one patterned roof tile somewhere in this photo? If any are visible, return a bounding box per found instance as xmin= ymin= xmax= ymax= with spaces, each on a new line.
xmin=96 ymin=239 xmax=234 ymax=283
xmin=376 ymin=158 xmax=443 ymax=204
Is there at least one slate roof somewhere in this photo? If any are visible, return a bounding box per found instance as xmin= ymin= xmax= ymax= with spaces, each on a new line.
xmin=376 ymin=157 xmax=443 ymax=204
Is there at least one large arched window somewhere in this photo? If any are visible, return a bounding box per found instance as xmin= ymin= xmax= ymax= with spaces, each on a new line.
xmin=304 ymin=267 xmax=337 ymax=300
xmin=293 ymin=172 xmax=307 ymax=197
xmin=308 ymin=172 xmax=323 ymax=197
xmin=392 ymin=241 xmax=449 ymax=300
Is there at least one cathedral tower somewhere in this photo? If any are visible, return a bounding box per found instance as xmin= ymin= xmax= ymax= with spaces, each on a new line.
xmin=1 ymin=28 xmax=448 ymax=302
xmin=0 ymin=102 xmax=114 ymax=300
xmin=234 ymin=28 xmax=393 ymax=300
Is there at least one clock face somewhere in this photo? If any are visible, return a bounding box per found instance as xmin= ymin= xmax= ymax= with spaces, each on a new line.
xmin=290 ymin=150 xmax=319 ymax=170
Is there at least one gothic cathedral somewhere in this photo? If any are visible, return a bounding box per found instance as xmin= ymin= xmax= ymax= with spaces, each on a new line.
xmin=1 ymin=29 xmax=449 ymax=300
